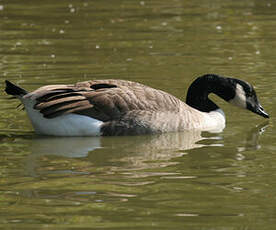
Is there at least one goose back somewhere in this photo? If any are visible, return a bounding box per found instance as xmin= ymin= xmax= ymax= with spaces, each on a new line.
xmin=24 ymin=79 xmax=213 ymax=135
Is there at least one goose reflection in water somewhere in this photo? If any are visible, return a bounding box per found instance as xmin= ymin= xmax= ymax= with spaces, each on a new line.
xmin=22 ymin=121 xmax=269 ymax=177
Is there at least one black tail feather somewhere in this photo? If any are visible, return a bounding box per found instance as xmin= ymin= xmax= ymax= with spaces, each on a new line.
xmin=5 ymin=80 xmax=28 ymax=96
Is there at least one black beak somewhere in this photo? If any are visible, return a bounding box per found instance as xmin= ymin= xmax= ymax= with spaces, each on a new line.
xmin=255 ymin=104 xmax=269 ymax=118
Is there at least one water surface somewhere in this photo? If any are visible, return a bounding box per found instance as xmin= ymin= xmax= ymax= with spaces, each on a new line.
xmin=0 ymin=0 xmax=276 ymax=229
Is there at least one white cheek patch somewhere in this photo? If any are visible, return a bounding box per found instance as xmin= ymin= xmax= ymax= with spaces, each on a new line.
xmin=229 ymin=83 xmax=247 ymax=109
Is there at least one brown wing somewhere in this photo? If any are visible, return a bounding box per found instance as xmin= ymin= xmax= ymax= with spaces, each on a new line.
xmin=29 ymin=79 xmax=181 ymax=121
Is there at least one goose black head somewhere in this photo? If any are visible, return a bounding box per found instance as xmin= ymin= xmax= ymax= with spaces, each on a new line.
xmin=186 ymin=74 xmax=269 ymax=119
xmin=228 ymin=78 xmax=269 ymax=118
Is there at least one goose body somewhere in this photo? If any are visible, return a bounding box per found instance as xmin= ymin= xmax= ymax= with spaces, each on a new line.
xmin=5 ymin=74 xmax=269 ymax=136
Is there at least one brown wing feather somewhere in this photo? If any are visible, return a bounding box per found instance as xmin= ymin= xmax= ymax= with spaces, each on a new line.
xmin=36 ymin=91 xmax=81 ymax=102
xmin=30 ymin=79 xmax=181 ymax=121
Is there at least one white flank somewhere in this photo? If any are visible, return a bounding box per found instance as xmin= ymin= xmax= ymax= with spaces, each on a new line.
xmin=21 ymin=98 xmax=103 ymax=136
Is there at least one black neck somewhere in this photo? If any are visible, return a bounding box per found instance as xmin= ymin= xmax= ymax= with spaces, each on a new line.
xmin=186 ymin=74 xmax=235 ymax=112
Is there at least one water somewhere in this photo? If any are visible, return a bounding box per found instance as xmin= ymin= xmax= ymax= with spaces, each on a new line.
xmin=0 ymin=0 xmax=276 ymax=229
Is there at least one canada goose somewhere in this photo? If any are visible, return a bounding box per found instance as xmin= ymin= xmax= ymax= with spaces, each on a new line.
xmin=4 ymin=74 xmax=269 ymax=136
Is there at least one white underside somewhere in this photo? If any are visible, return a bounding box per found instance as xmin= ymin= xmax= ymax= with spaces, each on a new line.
xmin=200 ymin=109 xmax=226 ymax=133
xmin=22 ymin=98 xmax=103 ymax=136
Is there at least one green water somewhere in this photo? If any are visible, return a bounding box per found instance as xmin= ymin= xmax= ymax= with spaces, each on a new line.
xmin=0 ymin=0 xmax=276 ymax=229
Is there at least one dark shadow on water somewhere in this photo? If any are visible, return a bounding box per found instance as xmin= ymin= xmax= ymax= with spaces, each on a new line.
xmin=21 ymin=130 xmax=205 ymax=176
xmin=246 ymin=121 xmax=269 ymax=148
xmin=0 ymin=121 xmax=268 ymax=177
xmin=6 ymin=120 xmax=267 ymax=177
xmin=236 ymin=120 xmax=269 ymax=152
xmin=1 ymin=120 xmax=269 ymax=157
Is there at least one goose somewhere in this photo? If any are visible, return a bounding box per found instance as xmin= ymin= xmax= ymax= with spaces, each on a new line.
xmin=4 ymin=74 xmax=269 ymax=136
